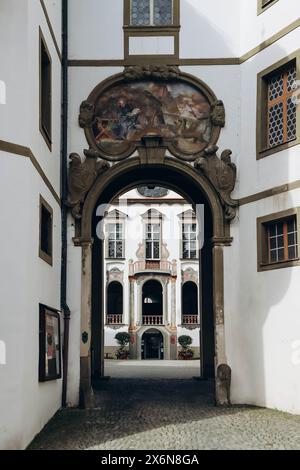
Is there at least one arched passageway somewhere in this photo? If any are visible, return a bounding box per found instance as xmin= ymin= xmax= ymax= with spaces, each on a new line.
xmin=77 ymin=157 xmax=230 ymax=408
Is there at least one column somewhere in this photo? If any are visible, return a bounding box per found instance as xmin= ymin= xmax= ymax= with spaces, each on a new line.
xmin=80 ymin=239 xmax=95 ymax=408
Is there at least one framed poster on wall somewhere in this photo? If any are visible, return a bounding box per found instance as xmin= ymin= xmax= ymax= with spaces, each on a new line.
xmin=39 ymin=305 xmax=61 ymax=382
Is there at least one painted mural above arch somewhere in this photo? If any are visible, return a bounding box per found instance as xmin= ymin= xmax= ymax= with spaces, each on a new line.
xmin=79 ymin=66 xmax=225 ymax=161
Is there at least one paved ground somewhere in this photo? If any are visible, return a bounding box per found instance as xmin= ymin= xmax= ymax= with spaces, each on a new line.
xmin=29 ymin=378 xmax=300 ymax=450
xmin=105 ymin=359 xmax=201 ymax=379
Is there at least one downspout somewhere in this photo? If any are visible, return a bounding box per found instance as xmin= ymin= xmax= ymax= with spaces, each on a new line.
xmin=61 ymin=0 xmax=70 ymax=408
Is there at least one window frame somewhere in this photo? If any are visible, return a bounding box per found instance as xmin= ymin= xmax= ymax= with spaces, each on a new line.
xmin=106 ymin=222 xmax=125 ymax=260
xmin=257 ymin=207 xmax=300 ymax=272
xmin=181 ymin=222 xmax=198 ymax=260
xmin=145 ymin=222 xmax=161 ymax=260
xmin=39 ymin=304 xmax=61 ymax=382
xmin=257 ymin=50 xmax=300 ymax=160
xmin=39 ymin=28 xmax=52 ymax=151
xmin=123 ymin=0 xmax=180 ymax=62
xmin=257 ymin=0 xmax=279 ymax=16
xmin=39 ymin=195 xmax=53 ymax=266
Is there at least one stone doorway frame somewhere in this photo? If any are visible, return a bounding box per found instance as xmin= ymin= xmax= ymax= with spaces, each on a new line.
xmin=75 ymin=156 xmax=233 ymax=407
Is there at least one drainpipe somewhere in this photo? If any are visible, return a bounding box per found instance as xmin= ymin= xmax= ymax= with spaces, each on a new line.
xmin=61 ymin=0 xmax=70 ymax=408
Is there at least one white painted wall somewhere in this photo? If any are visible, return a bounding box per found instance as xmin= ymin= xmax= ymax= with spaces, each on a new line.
xmin=0 ymin=0 xmax=62 ymax=450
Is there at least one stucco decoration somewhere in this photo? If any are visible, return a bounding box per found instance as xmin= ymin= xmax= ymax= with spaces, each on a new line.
xmin=195 ymin=147 xmax=238 ymax=221
xmin=216 ymin=364 xmax=231 ymax=406
xmin=79 ymin=66 xmax=225 ymax=161
xmin=107 ymin=268 xmax=124 ymax=284
xmin=182 ymin=267 xmax=198 ymax=284
xmin=67 ymin=149 xmax=110 ymax=219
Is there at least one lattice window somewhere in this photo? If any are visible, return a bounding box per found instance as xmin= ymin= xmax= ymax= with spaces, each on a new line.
xmin=267 ymin=217 xmax=298 ymax=264
xmin=107 ymin=223 xmax=124 ymax=259
xmin=267 ymin=63 xmax=297 ymax=149
xmin=131 ymin=0 xmax=173 ymax=26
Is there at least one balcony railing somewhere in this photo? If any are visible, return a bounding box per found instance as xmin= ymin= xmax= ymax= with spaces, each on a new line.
xmin=182 ymin=315 xmax=199 ymax=325
xmin=129 ymin=260 xmax=177 ymax=276
xmin=142 ymin=315 xmax=163 ymax=326
xmin=107 ymin=314 xmax=123 ymax=325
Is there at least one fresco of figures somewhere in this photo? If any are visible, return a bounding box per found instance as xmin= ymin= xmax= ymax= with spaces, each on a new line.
xmin=92 ymin=81 xmax=212 ymax=154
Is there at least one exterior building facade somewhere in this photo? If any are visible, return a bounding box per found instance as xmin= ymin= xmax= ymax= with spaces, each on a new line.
xmin=1 ymin=0 xmax=300 ymax=450
xmin=103 ymin=189 xmax=200 ymax=360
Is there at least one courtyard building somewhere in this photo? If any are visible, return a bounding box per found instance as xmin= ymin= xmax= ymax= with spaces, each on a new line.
xmin=0 ymin=0 xmax=300 ymax=450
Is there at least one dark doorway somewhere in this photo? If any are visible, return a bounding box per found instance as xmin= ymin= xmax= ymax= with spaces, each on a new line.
xmin=142 ymin=280 xmax=163 ymax=326
xmin=142 ymin=329 xmax=164 ymax=360
xmin=107 ymin=282 xmax=123 ymax=324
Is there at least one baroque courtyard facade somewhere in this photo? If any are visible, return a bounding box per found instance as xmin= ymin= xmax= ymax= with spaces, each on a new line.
xmin=1 ymin=0 xmax=300 ymax=450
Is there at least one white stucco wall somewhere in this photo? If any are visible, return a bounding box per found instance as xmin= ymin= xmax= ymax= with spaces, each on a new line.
xmin=0 ymin=0 xmax=62 ymax=450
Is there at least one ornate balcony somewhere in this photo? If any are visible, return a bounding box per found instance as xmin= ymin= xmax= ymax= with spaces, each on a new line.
xmin=142 ymin=315 xmax=163 ymax=326
xmin=182 ymin=315 xmax=199 ymax=325
xmin=129 ymin=260 xmax=177 ymax=276
xmin=106 ymin=314 xmax=123 ymax=325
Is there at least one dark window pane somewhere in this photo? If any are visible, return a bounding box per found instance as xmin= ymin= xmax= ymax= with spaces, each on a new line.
xmin=269 ymin=237 xmax=277 ymax=250
xmin=288 ymin=246 xmax=296 ymax=259
xmin=146 ymin=242 xmax=152 ymax=259
xmin=153 ymin=242 xmax=160 ymax=259
xmin=108 ymin=242 xmax=115 ymax=258
xmin=277 ymin=235 xmax=284 ymax=248
xmin=270 ymin=250 xmax=277 ymax=262
xmin=269 ymin=224 xmax=277 ymax=237
xmin=277 ymin=248 xmax=285 ymax=261
xmin=288 ymin=233 xmax=296 ymax=246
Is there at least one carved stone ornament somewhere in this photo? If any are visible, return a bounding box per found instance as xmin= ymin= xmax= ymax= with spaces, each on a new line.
xmin=211 ymin=100 xmax=225 ymax=128
xmin=67 ymin=149 xmax=110 ymax=219
xmin=79 ymin=101 xmax=95 ymax=128
xmin=216 ymin=364 xmax=231 ymax=406
xmin=124 ymin=64 xmax=181 ymax=81
xmin=194 ymin=147 xmax=238 ymax=221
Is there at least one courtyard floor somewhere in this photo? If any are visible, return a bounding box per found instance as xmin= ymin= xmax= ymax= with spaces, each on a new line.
xmin=29 ymin=365 xmax=300 ymax=450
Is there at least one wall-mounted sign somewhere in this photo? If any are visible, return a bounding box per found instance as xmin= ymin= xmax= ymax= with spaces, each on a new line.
xmin=39 ymin=305 xmax=61 ymax=382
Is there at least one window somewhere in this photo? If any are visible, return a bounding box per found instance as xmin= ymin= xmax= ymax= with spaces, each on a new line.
xmin=107 ymin=223 xmax=124 ymax=259
xmin=40 ymin=29 xmax=52 ymax=149
xmin=257 ymin=209 xmax=300 ymax=271
xmin=257 ymin=0 xmax=279 ymax=15
xmin=257 ymin=52 xmax=299 ymax=159
xmin=39 ymin=196 xmax=53 ymax=266
xmin=267 ymin=63 xmax=296 ymax=149
xmin=130 ymin=0 xmax=173 ymax=26
xmin=182 ymin=223 xmax=197 ymax=259
xmin=145 ymin=223 xmax=160 ymax=259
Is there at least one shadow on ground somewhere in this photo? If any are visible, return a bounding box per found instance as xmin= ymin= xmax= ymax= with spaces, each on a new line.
xmin=29 ymin=379 xmax=300 ymax=450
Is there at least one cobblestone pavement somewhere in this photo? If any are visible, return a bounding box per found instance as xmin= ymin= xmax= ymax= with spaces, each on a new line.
xmin=29 ymin=379 xmax=300 ymax=450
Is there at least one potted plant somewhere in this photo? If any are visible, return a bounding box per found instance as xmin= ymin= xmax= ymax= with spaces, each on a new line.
xmin=115 ymin=332 xmax=130 ymax=360
xmin=178 ymin=335 xmax=194 ymax=360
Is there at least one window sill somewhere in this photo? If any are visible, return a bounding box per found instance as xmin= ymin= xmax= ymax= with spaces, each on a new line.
xmin=258 ymin=258 xmax=300 ymax=272
xmin=39 ymin=249 xmax=53 ymax=267
xmin=124 ymin=25 xmax=180 ymax=32
xmin=257 ymin=137 xmax=299 ymax=160
xmin=105 ymin=258 xmax=126 ymax=261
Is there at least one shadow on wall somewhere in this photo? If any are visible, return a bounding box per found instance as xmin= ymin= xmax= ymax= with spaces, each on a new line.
xmin=178 ymin=1 xmax=295 ymax=409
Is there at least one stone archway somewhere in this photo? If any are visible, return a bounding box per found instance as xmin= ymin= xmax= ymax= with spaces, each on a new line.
xmin=67 ymin=65 xmax=238 ymax=408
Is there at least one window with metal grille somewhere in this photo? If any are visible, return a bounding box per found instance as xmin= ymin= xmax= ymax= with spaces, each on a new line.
xmin=107 ymin=224 xmax=124 ymax=259
xmin=267 ymin=62 xmax=297 ymax=149
xmin=130 ymin=0 xmax=173 ymax=26
xmin=182 ymin=223 xmax=197 ymax=259
xmin=266 ymin=217 xmax=298 ymax=264
xmin=145 ymin=224 xmax=161 ymax=259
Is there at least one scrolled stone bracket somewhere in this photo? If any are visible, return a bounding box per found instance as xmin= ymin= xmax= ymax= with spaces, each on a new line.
xmin=66 ymin=149 xmax=110 ymax=220
xmin=194 ymin=147 xmax=238 ymax=222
